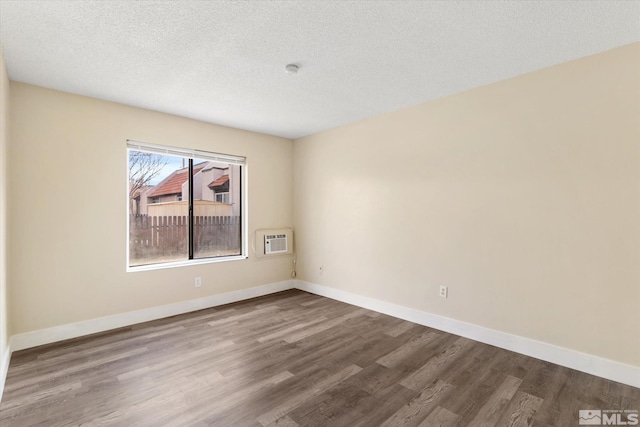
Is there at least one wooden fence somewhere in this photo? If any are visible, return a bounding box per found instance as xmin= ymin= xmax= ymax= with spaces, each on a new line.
xmin=129 ymin=215 xmax=241 ymax=264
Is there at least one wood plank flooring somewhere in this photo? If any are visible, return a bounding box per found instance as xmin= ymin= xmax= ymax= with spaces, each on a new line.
xmin=0 ymin=290 xmax=638 ymax=426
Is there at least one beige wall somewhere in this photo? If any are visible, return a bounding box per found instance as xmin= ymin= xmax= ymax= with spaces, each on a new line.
xmin=0 ymin=48 xmax=9 ymax=366
xmin=293 ymin=43 xmax=640 ymax=367
xmin=9 ymin=83 xmax=293 ymax=334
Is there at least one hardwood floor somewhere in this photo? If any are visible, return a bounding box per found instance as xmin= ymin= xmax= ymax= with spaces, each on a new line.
xmin=1 ymin=290 xmax=638 ymax=426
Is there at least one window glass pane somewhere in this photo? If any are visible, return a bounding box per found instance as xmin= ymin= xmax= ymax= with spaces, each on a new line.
xmin=129 ymin=151 xmax=189 ymax=266
xmin=193 ymin=160 xmax=242 ymax=259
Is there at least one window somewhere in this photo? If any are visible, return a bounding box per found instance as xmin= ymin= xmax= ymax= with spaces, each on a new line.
xmin=214 ymin=192 xmax=230 ymax=204
xmin=127 ymin=140 xmax=246 ymax=269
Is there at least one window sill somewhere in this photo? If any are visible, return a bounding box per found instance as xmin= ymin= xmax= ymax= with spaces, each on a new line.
xmin=127 ymin=255 xmax=248 ymax=273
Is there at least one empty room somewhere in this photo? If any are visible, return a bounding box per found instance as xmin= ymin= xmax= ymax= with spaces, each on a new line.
xmin=0 ymin=1 xmax=638 ymax=426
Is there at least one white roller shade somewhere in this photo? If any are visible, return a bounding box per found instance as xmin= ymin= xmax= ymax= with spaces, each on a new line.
xmin=127 ymin=140 xmax=246 ymax=165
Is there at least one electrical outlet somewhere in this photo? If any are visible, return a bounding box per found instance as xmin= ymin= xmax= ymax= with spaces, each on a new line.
xmin=195 ymin=277 xmax=202 ymax=288
xmin=439 ymin=286 xmax=448 ymax=298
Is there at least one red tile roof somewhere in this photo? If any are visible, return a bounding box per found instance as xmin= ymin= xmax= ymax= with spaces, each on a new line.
xmin=208 ymin=174 xmax=229 ymax=188
xmin=147 ymin=163 xmax=207 ymax=197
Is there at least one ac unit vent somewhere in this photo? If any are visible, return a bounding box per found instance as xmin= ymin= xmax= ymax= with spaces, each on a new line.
xmin=265 ymin=234 xmax=288 ymax=254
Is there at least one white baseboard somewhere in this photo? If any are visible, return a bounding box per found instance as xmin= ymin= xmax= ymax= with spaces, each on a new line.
xmin=10 ymin=280 xmax=295 ymax=352
xmin=0 ymin=343 xmax=10 ymax=403
xmin=295 ymin=280 xmax=640 ymax=389
xmin=5 ymin=278 xmax=639 ymax=391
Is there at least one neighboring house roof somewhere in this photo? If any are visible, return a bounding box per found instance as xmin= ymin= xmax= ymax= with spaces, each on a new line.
xmin=147 ymin=163 xmax=207 ymax=197
xmin=208 ymin=174 xmax=229 ymax=189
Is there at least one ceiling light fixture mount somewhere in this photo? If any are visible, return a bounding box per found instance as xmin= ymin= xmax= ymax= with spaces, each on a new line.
xmin=285 ymin=64 xmax=299 ymax=74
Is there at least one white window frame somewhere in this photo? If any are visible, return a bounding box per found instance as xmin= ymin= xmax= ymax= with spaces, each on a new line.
xmin=126 ymin=140 xmax=248 ymax=272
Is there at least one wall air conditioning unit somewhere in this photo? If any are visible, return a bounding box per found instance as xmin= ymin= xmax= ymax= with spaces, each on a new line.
xmin=254 ymin=228 xmax=293 ymax=258
xmin=265 ymin=233 xmax=288 ymax=254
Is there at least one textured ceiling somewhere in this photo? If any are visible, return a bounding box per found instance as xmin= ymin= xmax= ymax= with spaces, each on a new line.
xmin=0 ymin=1 xmax=638 ymax=139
